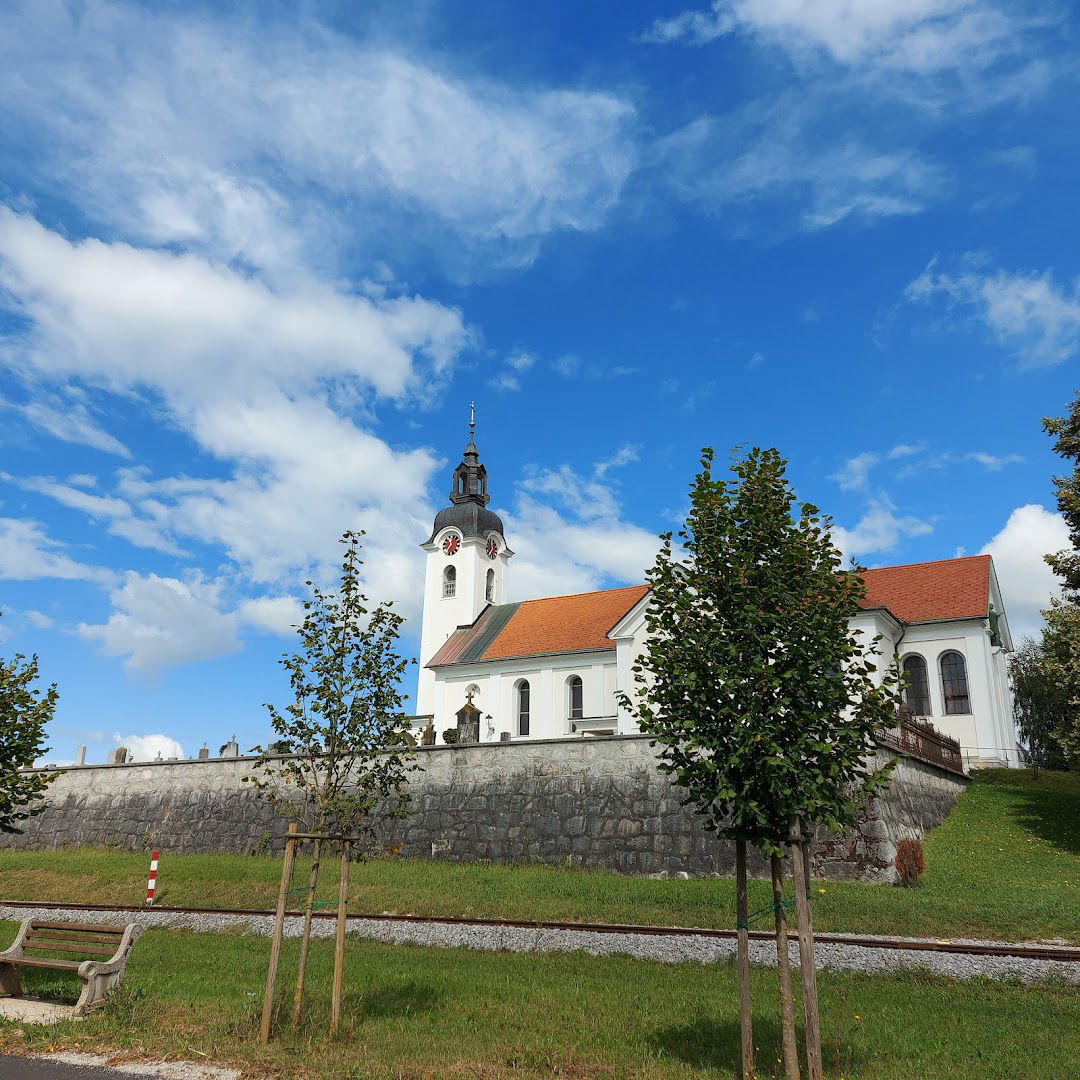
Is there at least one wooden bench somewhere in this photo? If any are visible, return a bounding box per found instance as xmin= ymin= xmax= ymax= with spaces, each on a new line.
xmin=0 ymin=919 xmax=142 ymax=1015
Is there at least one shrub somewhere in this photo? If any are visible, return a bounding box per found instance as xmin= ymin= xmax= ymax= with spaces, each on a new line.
xmin=895 ymin=837 xmax=926 ymax=887
xmin=442 ymin=728 xmax=459 ymax=744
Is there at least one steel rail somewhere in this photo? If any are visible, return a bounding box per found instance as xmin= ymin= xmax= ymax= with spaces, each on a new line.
xmin=2 ymin=899 xmax=1077 ymax=963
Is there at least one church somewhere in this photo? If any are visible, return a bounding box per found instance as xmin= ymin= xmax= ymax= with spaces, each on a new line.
xmin=414 ymin=424 xmax=1020 ymax=769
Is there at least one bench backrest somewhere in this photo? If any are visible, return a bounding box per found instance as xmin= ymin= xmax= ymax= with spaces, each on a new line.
xmin=23 ymin=921 xmax=127 ymax=960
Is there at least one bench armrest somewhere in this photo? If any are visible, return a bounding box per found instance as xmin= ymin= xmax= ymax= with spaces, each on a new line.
xmin=0 ymin=918 xmax=33 ymax=962
xmin=79 ymin=923 xmax=142 ymax=977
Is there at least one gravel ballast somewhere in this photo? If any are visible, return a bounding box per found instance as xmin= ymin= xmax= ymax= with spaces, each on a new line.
xmin=3 ymin=903 xmax=1076 ymax=986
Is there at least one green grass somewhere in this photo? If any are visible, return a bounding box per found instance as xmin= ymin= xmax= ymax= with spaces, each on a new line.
xmin=0 ymin=922 xmax=1077 ymax=1078
xmin=1 ymin=770 xmax=1077 ymax=943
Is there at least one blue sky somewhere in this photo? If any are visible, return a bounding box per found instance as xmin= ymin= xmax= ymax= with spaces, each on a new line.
xmin=1 ymin=0 xmax=1077 ymax=764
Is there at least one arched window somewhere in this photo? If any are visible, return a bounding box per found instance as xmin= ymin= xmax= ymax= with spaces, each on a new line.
xmin=516 ymin=680 xmax=530 ymax=736
xmin=442 ymin=565 xmax=456 ymax=598
xmin=940 ymin=651 xmax=970 ymax=714
xmin=902 ymin=654 xmax=931 ymax=715
xmin=567 ymin=675 xmax=584 ymax=721
xmin=485 ymin=568 xmax=495 ymax=602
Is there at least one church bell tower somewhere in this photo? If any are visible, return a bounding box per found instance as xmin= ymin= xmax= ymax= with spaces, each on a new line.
xmin=416 ymin=406 xmax=512 ymax=715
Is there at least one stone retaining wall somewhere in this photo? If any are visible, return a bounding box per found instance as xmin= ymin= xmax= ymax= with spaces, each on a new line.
xmin=2 ymin=735 xmax=968 ymax=883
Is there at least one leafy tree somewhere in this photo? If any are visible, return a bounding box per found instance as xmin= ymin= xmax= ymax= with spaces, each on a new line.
xmin=246 ymin=530 xmax=417 ymax=837
xmin=1038 ymin=396 xmax=1080 ymax=766
xmin=1034 ymin=607 xmax=1080 ymax=768
xmin=622 ymin=447 xmax=903 ymax=1080
xmin=1009 ymin=636 xmax=1068 ymax=778
xmin=624 ymin=447 xmax=901 ymax=848
xmin=0 ymin=615 xmax=58 ymax=833
xmin=1043 ymin=394 xmax=1080 ymax=596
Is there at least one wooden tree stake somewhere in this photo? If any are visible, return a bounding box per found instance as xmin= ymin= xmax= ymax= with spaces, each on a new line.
xmin=790 ymin=817 xmax=822 ymax=1080
xmin=329 ymin=839 xmax=351 ymax=1036
xmin=291 ymin=838 xmax=322 ymax=1025
xmin=771 ymin=854 xmax=801 ymax=1080
xmin=735 ymin=839 xmax=756 ymax=1080
xmin=260 ymin=823 xmax=298 ymax=1044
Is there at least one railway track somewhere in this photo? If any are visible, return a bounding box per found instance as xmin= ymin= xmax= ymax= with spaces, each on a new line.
xmin=3 ymin=898 xmax=1077 ymax=964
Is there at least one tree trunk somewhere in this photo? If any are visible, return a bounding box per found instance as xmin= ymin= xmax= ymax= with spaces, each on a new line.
xmin=771 ymin=854 xmax=801 ymax=1080
xmin=736 ymin=839 xmax=756 ymax=1080
xmin=292 ymin=838 xmax=322 ymax=1025
xmin=260 ymin=823 xmax=298 ymax=1045
xmin=329 ymin=840 xmax=351 ymax=1037
xmin=789 ymin=817 xmax=822 ymax=1080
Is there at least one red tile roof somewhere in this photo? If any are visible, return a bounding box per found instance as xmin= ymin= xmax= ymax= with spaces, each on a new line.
xmin=427 ymin=556 xmax=992 ymax=668
xmin=427 ymin=584 xmax=650 ymax=667
xmin=484 ymin=585 xmax=650 ymax=660
xmin=860 ymin=555 xmax=991 ymax=624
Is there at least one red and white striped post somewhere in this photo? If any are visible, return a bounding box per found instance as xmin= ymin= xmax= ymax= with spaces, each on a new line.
xmin=145 ymin=849 xmax=160 ymax=906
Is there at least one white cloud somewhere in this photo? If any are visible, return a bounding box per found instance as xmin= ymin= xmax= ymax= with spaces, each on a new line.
xmin=78 ymin=572 xmax=241 ymax=678
xmin=0 ymin=1 xmax=636 ymax=274
xmin=644 ymin=1 xmax=1033 ymax=77
xmin=502 ymin=453 xmax=660 ymax=603
xmin=980 ymin=504 xmax=1069 ymax=641
xmin=114 ymin=733 xmax=186 ymax=761
xmin=10 ymin=474 xmax=181 ymax=556
xmin=832 ymin=497 xmax=933 ymax=559
xmin=505 ymin=496 xmax=660 ymax=603
xmin=966 ymin=451 xmax=1024 ymax=470
xmin=0 ymin=518 xmax=112 ymax=584
xmin=887 ymin=443 xmax=922 ymax=459
xmin=0 ymin=209 xmax=468 ymax=617
xmin=25 ymin=610 xmax=54 ymax=629
xmin=506 ymin=351 xmax=535 ymax=372
xmin=0 ymin=210 xmax=467 ymax=401
xmin=16 ymin=399 xmax=130 ymax=458
xmin=239 ymin=596 xmax=305 ymax=636
xmin=657 ymin=107 xmax=944 ymax=232
xmin=831 ymin=451 xmax=879 ymax=492
xmin=906 ymin=257 xmax=1080 ymax=367
xmin=488 ymin=372 xmax=521 ymax=393
xmin=594 ymin=445 xmax=640 ymax=478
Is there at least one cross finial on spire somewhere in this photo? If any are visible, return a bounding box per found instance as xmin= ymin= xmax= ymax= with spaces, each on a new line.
xmin=469 ymin=401 xmax=475 ymax=441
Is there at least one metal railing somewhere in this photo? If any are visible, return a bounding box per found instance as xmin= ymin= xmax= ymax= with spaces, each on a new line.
xmin=880 ymin=711 xmax=965 ymax=775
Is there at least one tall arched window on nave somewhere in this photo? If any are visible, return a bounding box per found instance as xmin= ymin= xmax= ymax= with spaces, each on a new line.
xmin=940 ymin=651 xmax=970 ymax=714
xmin=902 ymin=654 xmax=931 ymax=715
xmin=567 ymin=675 xmax=584 ymax=722
xmin=516 ymin=680 xmax=530 ymax=736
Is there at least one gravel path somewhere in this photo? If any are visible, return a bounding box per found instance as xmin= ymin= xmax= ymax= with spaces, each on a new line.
xmin=3 ymin=903 xmax=1076 ymax=986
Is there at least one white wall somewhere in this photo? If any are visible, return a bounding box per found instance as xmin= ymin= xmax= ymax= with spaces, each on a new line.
xmin=898 ymin=619 xmax=1016 ymax=767
xmin=429 ymin=650 xmax=620 ymax=742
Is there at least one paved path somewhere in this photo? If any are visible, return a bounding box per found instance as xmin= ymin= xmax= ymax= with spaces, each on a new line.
xmin=0 ymin=1058 xmax=159 ymax=1079
xmin=0 ymin=1055 xmax=237 ymax=1079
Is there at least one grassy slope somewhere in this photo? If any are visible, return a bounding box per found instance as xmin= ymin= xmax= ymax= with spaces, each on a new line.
xmin=1 ymin=769 xmax=1077 ymax=943
xmin=1 ymin=923 xmax=1077 ymax=1079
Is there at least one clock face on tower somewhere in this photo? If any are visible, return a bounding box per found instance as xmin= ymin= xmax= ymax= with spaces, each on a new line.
xmin=442 ymin=532 xmax=461 ymax=555
xmin=486 ymin=537 xmax=499 ymax=560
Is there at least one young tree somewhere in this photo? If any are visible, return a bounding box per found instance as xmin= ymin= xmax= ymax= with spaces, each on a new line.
xmin=623 ymin=448 xmax=902 ymax=1080
xmin=247 ymin=529 xmax=417 ymax=835
xmin=1009 ymin=636 xmax=1068 ymax=778
xmin=0 ymin=615 xmax=58 ymax=833
xmin=246 ymin=530 xmax=417 ymax=1028
xmin=1040 ymin=395 xmax=1080 ymax=766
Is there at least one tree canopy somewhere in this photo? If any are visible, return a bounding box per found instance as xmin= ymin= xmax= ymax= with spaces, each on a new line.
xmin=0 ymin=616 xmax=57 ymax=834
xmin=623 ymin=447 xmax=902 ymax=853
xmin=246 ymin=531 xmax=416 ymax=839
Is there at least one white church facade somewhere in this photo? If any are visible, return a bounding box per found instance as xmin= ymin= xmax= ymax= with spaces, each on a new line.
xmin=414 ymin=428 xmax=1020 ymax=769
